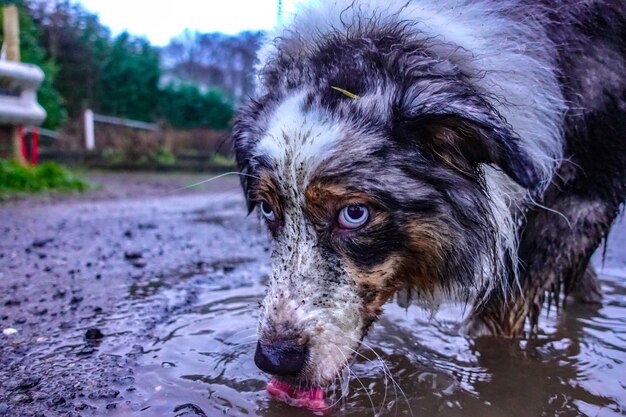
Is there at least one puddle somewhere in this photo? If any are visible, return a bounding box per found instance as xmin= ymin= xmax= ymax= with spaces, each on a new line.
xmin=113 ymin=266 xmax=625 ymax=417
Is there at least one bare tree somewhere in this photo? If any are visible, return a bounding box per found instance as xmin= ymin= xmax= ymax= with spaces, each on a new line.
xmin=161 ymin=30 xmax=264 ymax=103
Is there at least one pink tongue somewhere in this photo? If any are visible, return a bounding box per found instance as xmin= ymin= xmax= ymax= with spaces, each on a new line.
xmin=266 ymin=378 xmax=328 ymax=411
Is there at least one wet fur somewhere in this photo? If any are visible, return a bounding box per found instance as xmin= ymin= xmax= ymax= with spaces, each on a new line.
xmin=233 ymin=0 xmax=626 ymax=386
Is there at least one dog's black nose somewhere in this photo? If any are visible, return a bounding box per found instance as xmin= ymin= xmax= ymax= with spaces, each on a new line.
xmin=254 ymin=339 xmax=307 ymax=376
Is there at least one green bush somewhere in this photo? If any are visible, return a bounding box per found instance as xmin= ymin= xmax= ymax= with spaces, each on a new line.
xmin=101 ymin=148 xmax=126 ymax=164
xmin=0 ymin=159 xmax=90 ymax=197
xmin=209 ymin=153 xmax=236 ymax=169
xmin=149 ymin=147 xmax=176 ymax=166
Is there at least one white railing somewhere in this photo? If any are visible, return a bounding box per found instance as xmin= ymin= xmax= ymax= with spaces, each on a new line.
xmin=83 ymin=109 xmax=159 ymax=150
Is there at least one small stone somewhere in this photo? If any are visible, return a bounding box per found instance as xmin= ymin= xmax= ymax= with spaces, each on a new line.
xmin=46 ymin=395 xmax=65 ymax=407
xmin=74 ymin=402 xmax=94 ymax=411
xmin=124 ymin=250 xmax=143 ymax=260
xmin=2 ymin=328 xmax=17 ymax=336
xmin=88 ymin=389 xmax=119 ymax=400
xmin=85 ymin=328 xmax=104 ymax=340
xmin=31 ymin=306 xmax=48 ymax=316
xmin=173 ymin=403 xmax=208 ymax=416
xmin=77 ymin=346 xmax=95 ymax=355
xmin=11 ymin=393 xmax=32 ymax=404
xmin=0 ymin=403 xmax=8 ymax=414
xmin=17 ymin=376 xmax=40 ymax=390
xmin=32 ymin=238 xmax=54 ymax=248
xmin=131 ymin=258 xmax=147 ymax=268
xmin=70 ymin=295 xmax=83 ymax=305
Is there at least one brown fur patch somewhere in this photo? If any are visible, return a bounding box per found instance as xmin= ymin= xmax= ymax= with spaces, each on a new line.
xmin=305 ymin=180 xmax=399 ymax=311
xmin=304 ymin=181 xmax=384 ymax=233
xmin=343 ymin=217 xmax=452 ymax=306
xmin=344 ymin=258 xmax=399 ymax=316
xmin=419 ymin=117 xmax=490 ymax=177
xmin=251 ymin=173 xmax=284 ymax=224
xmin=397 ymin=219 xmax=451 ymax=296
xmin=305 ymin=180 xmax=453 ymax=309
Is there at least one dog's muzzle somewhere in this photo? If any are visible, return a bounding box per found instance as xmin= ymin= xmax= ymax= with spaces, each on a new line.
xmin=254 ymin=338 xmax=308 ymax=376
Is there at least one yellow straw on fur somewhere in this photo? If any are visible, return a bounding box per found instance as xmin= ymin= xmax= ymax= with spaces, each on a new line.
xmin=331 ymin=86 xmax=361 ymax=100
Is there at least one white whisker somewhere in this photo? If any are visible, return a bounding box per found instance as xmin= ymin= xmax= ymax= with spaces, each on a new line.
xmin=171 ymin=171 xmax=260 ymax=193
xmin=349 ymin=336 xmax=414 ymax=417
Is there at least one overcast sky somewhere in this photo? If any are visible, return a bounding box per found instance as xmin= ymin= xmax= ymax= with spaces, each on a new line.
xmin=78 ymin=0 xmax=302 ymax=45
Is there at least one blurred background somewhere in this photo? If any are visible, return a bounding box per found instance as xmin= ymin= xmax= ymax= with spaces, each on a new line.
xmin=0 ymin=0 xmax=299 ymax=175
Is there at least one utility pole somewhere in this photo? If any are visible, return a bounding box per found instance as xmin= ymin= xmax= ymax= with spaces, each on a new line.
xmin=2 ymin=1 xmax=26 ymax=164
xmin=277 ymin=0 xmax=283 ymax=25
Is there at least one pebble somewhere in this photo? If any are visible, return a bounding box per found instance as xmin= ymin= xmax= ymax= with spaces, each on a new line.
xmin=2 ymin=328 xmax=17 ymax=336
xmin=31 ymin=238 xmax=54 ymax=248
xmin=18 ymin=377 xmax=41 ymax=390
xmin=11 ymin=393 xmax=31 ymax=404
xmin=31 ymin=307 xmax=48 ymax=316
xmin=46 ymin=395 xmax=65 ymax=407
xmin=88 ymin=389 xmax=119 ymax=400
xmin=77 ymin=346 xmax=96 ymax=355
xmin=173 ymin=403 xmax=208 ymax=416
xmin=70 ymin=295 xmax=83 ymax=305
xmin=85 ymin=328 xmax=104 ymax=340
xmin=131 ymin=258 xmax=147 ymax=268
xmin=124 ymin=250 xmax=143 ymax=260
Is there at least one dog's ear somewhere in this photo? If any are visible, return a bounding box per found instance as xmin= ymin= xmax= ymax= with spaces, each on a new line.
xmin=394 ymin=88 xmax=541 ymax=189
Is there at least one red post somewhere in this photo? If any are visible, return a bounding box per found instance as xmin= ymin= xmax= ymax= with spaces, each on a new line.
xmin=31 ymin=128 xmax=39 ymax=165
xmin=18 ymin=126 xmax=27 ymax=162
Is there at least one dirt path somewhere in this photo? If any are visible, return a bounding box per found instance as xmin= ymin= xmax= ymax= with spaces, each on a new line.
xmin=0 ymin=172 xmax=624 ymax=416
xmin=0 ymin=172 xmax=268 ymax=416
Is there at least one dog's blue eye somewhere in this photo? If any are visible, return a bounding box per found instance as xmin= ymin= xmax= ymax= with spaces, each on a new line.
xmin=260 ymin=200 xmax=276 ymax=221
xmin=338 ymin=205 xmax=369 ymax=229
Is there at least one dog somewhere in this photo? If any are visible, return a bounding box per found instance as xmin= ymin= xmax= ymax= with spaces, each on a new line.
xmin=232 ymin=0 xmax=626 ymax=405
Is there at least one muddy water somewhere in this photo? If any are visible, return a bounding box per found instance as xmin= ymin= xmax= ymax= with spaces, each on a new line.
xmin=2 ymin=176 xmax=623 ymax=417
xmin=109 ymin=261 xmax=625 ymax=417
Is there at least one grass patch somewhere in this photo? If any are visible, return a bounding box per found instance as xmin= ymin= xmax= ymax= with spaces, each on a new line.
xmin=0 ymin=159 xmax=91 ymax=198
xmin=209 ymin=153 xmax=236 ymax=169
xmin=149 ymin=147 xmax=176 ymax=166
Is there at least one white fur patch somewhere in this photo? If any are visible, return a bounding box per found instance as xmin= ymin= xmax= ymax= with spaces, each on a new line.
xmin=256 ymin=91 xmax=344 ymax=190
xmin=261 ymin=0 xmax=567 ymax=303
xmin=262 ymin=0 xmax=565 ymax=189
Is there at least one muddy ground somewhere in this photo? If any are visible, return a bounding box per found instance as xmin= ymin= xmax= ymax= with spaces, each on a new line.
xmin=0 ymin=171 xmax=269 ymax=416
xmin=0 ymin=171 xmax=624 ymax=417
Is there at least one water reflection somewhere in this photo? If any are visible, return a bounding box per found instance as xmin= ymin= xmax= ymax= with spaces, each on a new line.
xmin=122 ymin=266 xmax=625 ymax=417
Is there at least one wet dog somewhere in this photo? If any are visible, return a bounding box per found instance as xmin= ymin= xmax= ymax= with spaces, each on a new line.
xmin=233 ymin=0 xmax=626 ymax=401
